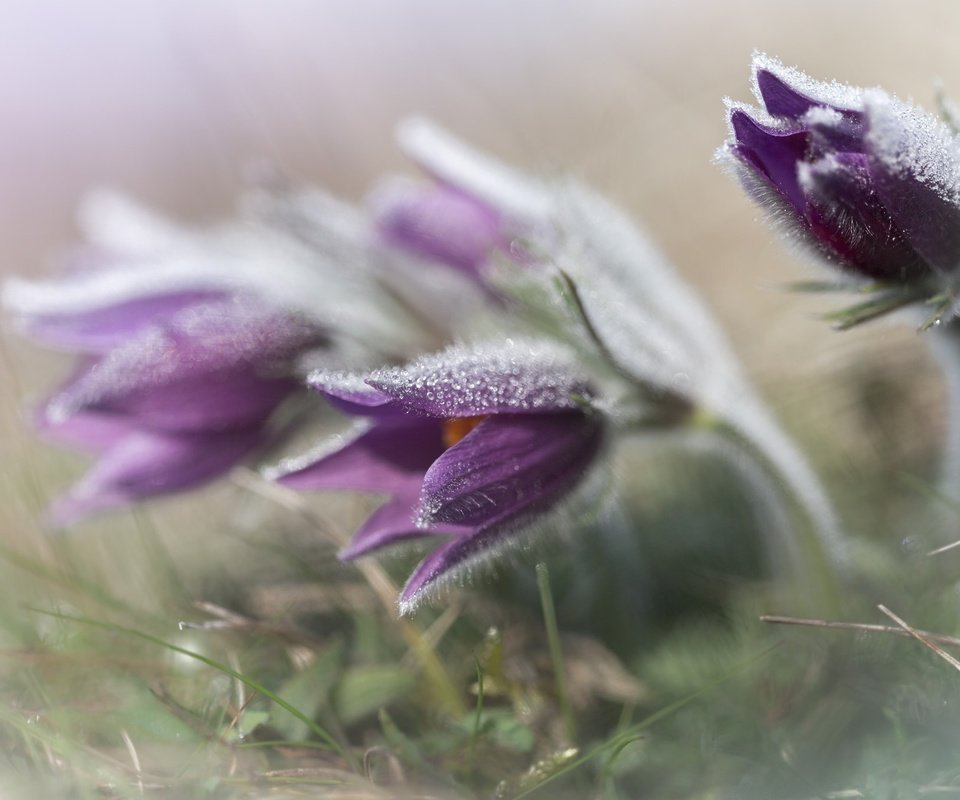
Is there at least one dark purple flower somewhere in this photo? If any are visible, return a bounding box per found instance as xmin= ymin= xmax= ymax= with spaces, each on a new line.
xmin=722 ymin=54 xmax=960 ymax=286
xmin=270 ymin=341 xmax=604 ymax=612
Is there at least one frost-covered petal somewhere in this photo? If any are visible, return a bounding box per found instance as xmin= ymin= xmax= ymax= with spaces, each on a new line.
xmin=864 ymin=92 xmax=960 ymax=273
xmin=416 ymin=412 xmax=602 ymax=528
xmin=48 ymin=297 xmax=323 ymax=432
xmin=79 ymin=370 xmax=295 ymax=434
xmin=396 ymin=117 xmax=552 ymax=224
xmin=802 ymin=106 xmax=866 ymax=155
xmin=272 ymin=418 xmax=445 ymax=493
xmin=2 ymin=217 xmax=353 ymax=334
xmin=78 ymin=190 xmax=199 ymax=255
xmin=545 ymin=181 xmax=747 ymax=409
xmin=9 ymin=190 xmax=425 ymax=352
xmin=800 ymin=152 xmax=931 ymax=281
xmin=368 ymin=339 xmax=589 ymax=418
xmin=369 ymin=179 xmax=502 ymax=275
xmin=8 ymin=289 xmax=223 ymax=353
xmin=307 ymin=371 xmax=399 ymax=416
xmin=48 ymin=427 xmax=265 ymax=526
xmin=729 ymin=109 xmax=809 ymax=213
xmin=338 ymin=487 xmax=460 ymax=561
xmin=751 ymin=53 xmax=865 ymax=119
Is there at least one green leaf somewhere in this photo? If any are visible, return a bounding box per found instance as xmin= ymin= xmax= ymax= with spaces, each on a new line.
xmin=474 ymin=709 xmax=535 ymax=753
xmin=270 ymin=638 xmax=344 ymax=741
xmin=334 ymin=665 xmax=415 ymax=725
xmin=222 ymin=709 xmax=271 ymax=742
xmin=822 ymin=289 xmax=926 ymax=330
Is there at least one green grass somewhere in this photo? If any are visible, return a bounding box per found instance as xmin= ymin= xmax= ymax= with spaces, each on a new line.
xmin=5 ymin=343 xmax=960 ymax=798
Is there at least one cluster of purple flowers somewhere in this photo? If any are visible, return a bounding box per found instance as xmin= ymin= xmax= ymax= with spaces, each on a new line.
xmin=11 ymin=120 xmax=708 ymax=610
xmin=20 ymin=50 xmax=959 ymax=609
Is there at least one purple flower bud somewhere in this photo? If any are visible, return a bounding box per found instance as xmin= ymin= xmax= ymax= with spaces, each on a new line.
xmin=4 ymin=196 xmax=334 ymax=523
xmin=363 ymin=117 xmax=553 ymax=284
xmin=269 ymin=341 xmax=603 ymax=613
xmin=368 ymin=179 xmax=503 ymax=278
xmin=36 ymin=295 xmax=326 ymax=524
xmin=721 ymin=54 xmax=960 ymax=286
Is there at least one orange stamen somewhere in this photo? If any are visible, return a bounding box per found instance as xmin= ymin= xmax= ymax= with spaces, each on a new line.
xmin=442 ymin=415 xmax=487 ymax=448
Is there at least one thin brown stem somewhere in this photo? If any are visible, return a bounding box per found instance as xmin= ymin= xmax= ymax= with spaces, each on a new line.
xmin=877 ymin=604 xmax=960 ymax=673
xmin=760 ymin=614 xmax=960 ymax=650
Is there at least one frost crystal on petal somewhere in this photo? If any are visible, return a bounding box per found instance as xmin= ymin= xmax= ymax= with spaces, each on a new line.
xmin=396 ymin=116 xmax=553 ymax=224
xmin=368 ymin=339 xmax=590 ymax=417
xmin=750 ymin=52 xmax=866 ymax=116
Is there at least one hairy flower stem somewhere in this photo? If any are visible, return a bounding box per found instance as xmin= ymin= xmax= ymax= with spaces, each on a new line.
xmin=697 ymin=406 xmax=845 ymax=614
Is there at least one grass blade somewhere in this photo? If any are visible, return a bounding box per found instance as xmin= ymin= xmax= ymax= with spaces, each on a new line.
xmin=25 ymin=606 xmax=349 ymax=761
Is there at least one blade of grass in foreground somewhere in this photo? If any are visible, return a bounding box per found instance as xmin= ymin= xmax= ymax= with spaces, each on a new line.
xmin=536 ymin=562 xmax=575 ymax=744
xmin=25 ymin=607 xmax=350 ymax=762
xmin=510 ymin=643 xmax=780 ymax=799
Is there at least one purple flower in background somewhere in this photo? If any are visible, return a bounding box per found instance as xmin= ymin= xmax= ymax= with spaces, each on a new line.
xmin=366 ymin=118 xmax=553 ymax=282
xmin=370 ymin=178 xmax=503 ymax=279
xmin=721 ymin=54 xmax=960 ymax=290
xmin=3 ymin=195 xmax=342 ymax=523
xmin=270 ymin=340 xmax=603 ymax=612
xmin=35 ymin=296 xmax=325 ymax=524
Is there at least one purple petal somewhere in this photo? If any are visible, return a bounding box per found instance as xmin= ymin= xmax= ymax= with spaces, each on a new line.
xmin=370 ymin=180 xmax=502 ymax=275
xmin=750 ymin=54 xmax=865 ymax=119
xmin=730 ymin=109 xmax=809 ymax=213
xmin=338 ymin=487 xmax=459 ymax=561
xmin=275 ymin=418 xmax=445 ymax=493
xmin=17 ymin=290 xmax=223 ymax=353
xmin=416 ymin=412 xmax=602 ymax=529
xmin=49 ymin=427 xmax=265 ymax=526
xmin=756 ymin=68 xmax=863 ymax=123
xmin=86 ymin=372 xmax=297 ymax=433
xmin=801 ymin=153 xmax=931 ymax=281
xmin=307 ymin=371 xmax=400 ymax=417
xmin=37 ymin=409 xmax=133 ymax=453
xmin=395 ymin=117 xmax=553 ymax=224
xmin=802 ymin=106 xmax=866 ymax=154
xmin=49 ymin=297 xmax=323 ymax=432
xmin=864 ymin=96 xmax=960 ymax=273
xmin=368 ymin=340 xmax=589 ymax=418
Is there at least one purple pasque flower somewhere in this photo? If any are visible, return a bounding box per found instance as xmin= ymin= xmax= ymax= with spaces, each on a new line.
xmin=2 ymin=172 xmax=495 ymax=525
xmin=37 ymin=295 xmax=326 ymax=525
xmin=369 ymin=177 xmax=503 ymax=279
xmin=3 ymin=194 xmax=345 ymax=523
xmin=721 ymin=53 xmax=960 ymax=293
xmin=269 ymin=340 xmax=604 ymax=613
xmin=364 ymin=118 xmax=553 ymax=282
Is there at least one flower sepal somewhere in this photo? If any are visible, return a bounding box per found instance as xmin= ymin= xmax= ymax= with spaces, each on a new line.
xmin=820 ymin=283 xmax=935 ymax=330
